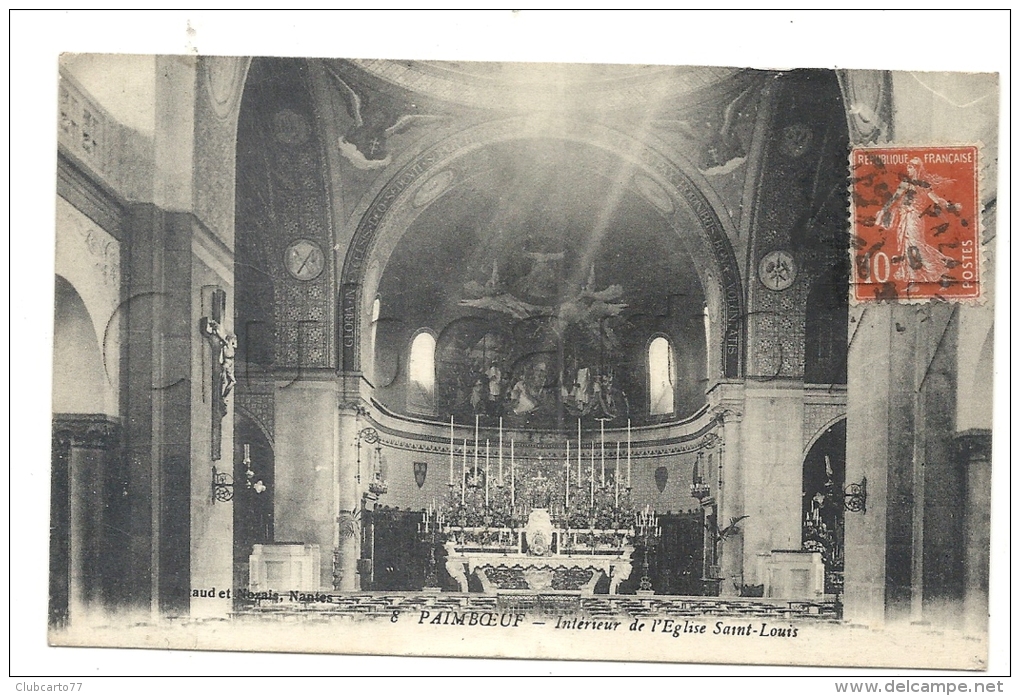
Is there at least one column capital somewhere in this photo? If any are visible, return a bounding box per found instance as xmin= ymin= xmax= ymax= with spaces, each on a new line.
xmin=339 ymin=400 xmax=369 ymax=417
xmin=706 ymin=380 xmax=745 ymax=423
xmin=52 ymin=414 xmax=120 ymax=450
xmin=712 ymin=406 xmax=744 ymax=425
xmin=954 ymin=429 xmax=992 ymax=463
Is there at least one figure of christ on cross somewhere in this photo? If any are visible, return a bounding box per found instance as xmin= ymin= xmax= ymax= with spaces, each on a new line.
xmin=199 ymin=288 xmax=236 ymax=460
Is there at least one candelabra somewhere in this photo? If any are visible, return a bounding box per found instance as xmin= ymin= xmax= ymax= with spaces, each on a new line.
xmin=418 ymin=502 xmax=446 ymax=588
xmin=634 ymin=507 xmax=661 ymax=593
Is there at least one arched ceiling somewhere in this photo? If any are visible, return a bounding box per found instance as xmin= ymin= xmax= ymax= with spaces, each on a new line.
xmin=344 ymin=59 xmax=741 ymax=113
xmin=378 ymin=137 xmax=706 ymax=325
xmin=373 ymin=137 xmax=710 ymax=424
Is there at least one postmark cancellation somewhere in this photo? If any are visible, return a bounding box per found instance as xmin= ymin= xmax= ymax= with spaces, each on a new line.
xmin=850 ymin=146 xmax=981 ymax=303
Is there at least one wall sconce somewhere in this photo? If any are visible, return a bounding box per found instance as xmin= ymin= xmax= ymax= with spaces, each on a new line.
xmin=357 ymin=426 xmax=388 ymax=495
xmin=690 ymin=452 xmax=712 ymax=502
xmin=243 ymin=444 xmax=266 ymax=494
xmin=844 ymin=476 xmax=867 ymax=513
xmin=212 ymin=466 xmax=233 ymax=503
xmin=212 ymin=444 xmax=266 ymax=504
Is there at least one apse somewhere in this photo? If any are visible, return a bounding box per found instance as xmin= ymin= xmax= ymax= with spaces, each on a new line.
xmin=372 ymin=138 xmax=708 ymax=430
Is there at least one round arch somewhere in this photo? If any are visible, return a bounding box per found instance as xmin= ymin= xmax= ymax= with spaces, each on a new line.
xmin=801 ymin=417 xmax=847 ymax=595
xmin=645 ymin=333 xmax=677 ymax=418
xmin=803 ymin=413 xmax=848 ymax=459
xmin=405 ymin=328 xmax=438 ymax=416
xmin=53 ymin=274 xmax=110 ymax=416
xmin=339 ymin=118 xmax=745 ymax=383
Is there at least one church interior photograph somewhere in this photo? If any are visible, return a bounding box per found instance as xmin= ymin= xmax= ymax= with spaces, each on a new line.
xmin=47 ymin=52 xmax=997 ymax=668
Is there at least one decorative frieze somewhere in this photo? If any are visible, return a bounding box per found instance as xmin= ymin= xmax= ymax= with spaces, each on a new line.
xmin=52 ymin=415 xmax=120 ymax=450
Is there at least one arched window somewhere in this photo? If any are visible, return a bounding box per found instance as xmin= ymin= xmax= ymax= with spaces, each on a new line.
xmin=407 ymin=330 xmax=436 ymax=414
xmin=648 ymin=336 xmax=675 ymax=416
xmin=370 ymin=297 xmax=381 ymax=383
xmin=703 ymin=306 xmax=712 ymax=382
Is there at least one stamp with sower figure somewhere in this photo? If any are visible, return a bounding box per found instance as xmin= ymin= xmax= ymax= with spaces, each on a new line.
xmin=850 ymin=146 xmax=979 ymax=302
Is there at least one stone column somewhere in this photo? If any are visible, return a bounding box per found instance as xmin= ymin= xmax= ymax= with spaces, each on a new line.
xmin=740 ymin=382 xmax=804 ymax=585
xmin=51 ymin=416 xmax=121 ymax=627
xmin=843 ymin=304 xmax=931 ymax=627
xmin=336 ymin=398 xmax=364 ymax=591
xmin=274 ymin=372 xmax=341 ymax=589
xmin=956 ymin=430 xmax=991 ymax=636
xmin=714 ymin=406 xmax=744 ymax=596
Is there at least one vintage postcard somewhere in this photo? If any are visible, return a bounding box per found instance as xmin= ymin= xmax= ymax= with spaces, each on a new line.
xmin=30 ymin=13 xmax=1004 ymax=678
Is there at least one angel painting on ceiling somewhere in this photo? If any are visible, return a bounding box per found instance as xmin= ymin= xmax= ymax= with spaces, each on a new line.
xmin=325 ymin=65 xmax=438 ymax=169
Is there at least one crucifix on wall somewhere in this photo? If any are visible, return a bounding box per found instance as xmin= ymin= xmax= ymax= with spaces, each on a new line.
xmin=199 ymin=287 xmax=236 ymax=460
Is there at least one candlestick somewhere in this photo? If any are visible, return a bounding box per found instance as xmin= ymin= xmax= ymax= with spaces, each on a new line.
xmin=577 ymin=419 xmax=582 ymax=481
xmin=627 ymin=418 xmax=632 ymax=487
xmin=449 ymin=415 xmax=455 ymax=486
xmin=600 ymin=420 xmax=605 ymax=487
xmin=474 ymin=414 xmax=479 ymax=475
xmin=461 ymin=438 xmax=467 ymax=504
xmin=615 ymin=441 xmax=620 ymax=506
xmin=590 ymin=442 xmax=595 ymax=507
xmin=565 ymin=457 xmax=570 ymax=508
xmin=498 ymin=417 xmax=504 ymax=485
xmin=485 ymin=439 xmax=490 ymax=507
xmin=565 ymin=441 xmax=571 ymax=508
xmin=510 ymin=439 xmax=515 ymax=507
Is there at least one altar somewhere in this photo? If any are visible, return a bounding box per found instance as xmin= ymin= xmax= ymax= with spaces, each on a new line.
xmin=441 ymin=508 xmax=634 ymax=595
xmin=416 ymin=419 xmax=658 ymax=596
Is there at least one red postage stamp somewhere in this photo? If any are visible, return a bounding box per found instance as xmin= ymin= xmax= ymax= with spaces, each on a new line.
xmin=850 ymin=146 xmax=980 ymax=302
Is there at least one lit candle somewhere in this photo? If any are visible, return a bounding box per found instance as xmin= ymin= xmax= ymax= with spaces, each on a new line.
xmin=449 ymin=415 xmax=455 ymax=486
